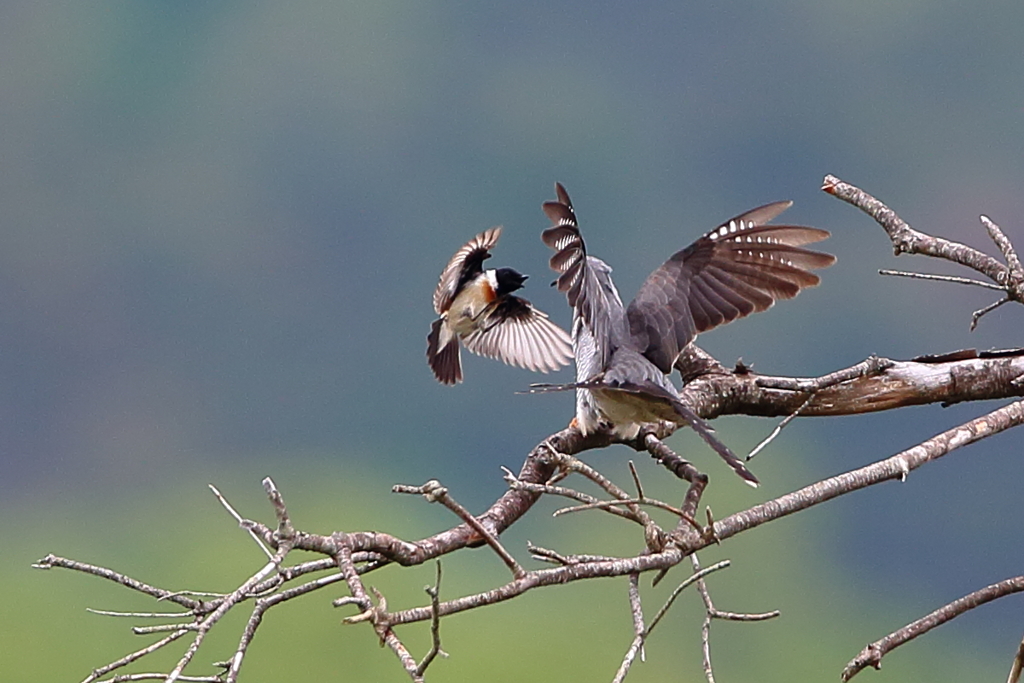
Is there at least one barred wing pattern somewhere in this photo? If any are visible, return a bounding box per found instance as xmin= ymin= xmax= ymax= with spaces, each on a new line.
xmin=541 ymin=183 xmax=627 ymax=371
xmin=627 ymin=202 xmax=836 ymax=373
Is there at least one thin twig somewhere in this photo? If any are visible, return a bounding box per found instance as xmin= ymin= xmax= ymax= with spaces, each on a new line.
xmin=628 ymin=461 xmax=645 ymax=499
xmin=526 ymin=543 xmax=618 ymax=566
xmin=535 ymin=445 xmax=663 ymax=536
xmin=842 ymin=574 xmax=1024 ymax=681
xmin=503 ymin=466 xmax=642 ymax=524
xmin=612 ymin=573 xmax=647 ymax=683
xmin=648 ymin=561 xmax=731 ymax=634
xmin=689 ymin=554 xmax=779 ymax=683
xmin=553 ymin=497 xmax=687 ymax=520
xmin=644 ymin=434 xmax=706 ymax=534
xmin=80 ymin=629 xmax=193 ymax=683
xmin=33 ymin=555 xmax=203 ymax=611
xmin=416 ymin=561 xmax=448 ymax=677
xmin=95 ymin=675 xmax=222 ymax=683
xmin=747 ymin=392 xmax=815 ymax=461
xmin=754 ymin=355 xmax=894 ymax=393
xmin=226 ymin=603 xmax=262 ymax=683
xmin=613 ymin=560 xmax=732 ymax=683
xmin=335 ymin=538 xmax=423 ymax=681
xmin=1007 ymin=632 xmax=1024 ymax=683
xmin=166 ymin=549 xmax=290 ymax=683
xmin=86 ymin=608 xmax=192 ymax=619
xmin=224 ymin=573 xmax=348 ymax=682
xmin=981 ymin=215 xmax=1024 ymax=282
xmin=546 ymin=447 xmax=653 ymax=521
xmin=972 ymin=297 xmax=1010 ymax=331
xmin=133 ymin=623 xmax=201 ymax=635
xmin=394 ymin=480 xmax=525 ymax=579
xmin=209 ymin=484 xmax=273 ymax=560
xmin=263 ymin=477 xmax=295 ymax=540
xmin=879 ymin=269 xmax=1004 ymax=290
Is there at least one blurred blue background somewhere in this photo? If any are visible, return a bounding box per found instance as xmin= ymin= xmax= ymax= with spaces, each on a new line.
xmin=2 ymin=1 xmax=1022 ymax=681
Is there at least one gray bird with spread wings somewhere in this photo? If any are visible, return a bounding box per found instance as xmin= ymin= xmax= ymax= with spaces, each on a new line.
xmin=533 ymin=183 xmax=836 ymax=485
xmin=427 ymin=227 xmax=573 ymax=385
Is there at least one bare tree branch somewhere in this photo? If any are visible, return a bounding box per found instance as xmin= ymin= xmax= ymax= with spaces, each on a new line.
xmin=1008 ymin=633 xmax=1024 ymax=683
xmin=38 ymin=368 xmax=1024 ymax=681
xmin=415 ymin=561 xmax=448 ymax=678
xmin=697 ymin=350 xmax=1024 ymax=420
xmin=878 ymin=268 xmax=1004 ymax=291
xmin=842 ymin=575 xmax=1024 ymax=681
xmin=822 ymin=175 xmax=1011 ymax=284
xmin=613 ymin=560 xmax=732 ymax=683
xmin=822 ymin=174 xmax=1024 ymax=319
xmin=32 ymin=555 xmax=206 ymax=611
xmin=393 ymin=479 xmax=525 ymax=579
xmin=612 ymin=573 xmax=647 ymax=683
xmin=34 ymin=177 xmax=1024 ymax=682
xmin=688 ymin=554 xmax=780 ymax=683
xmin=710 ymin=399 xmax=1024 ymax=544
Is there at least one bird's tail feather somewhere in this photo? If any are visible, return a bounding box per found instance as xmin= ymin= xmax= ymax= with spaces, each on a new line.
xmin=521 ymin=382 xmax=577 ymax=393
xmin=668 ymin=399 xmax=759 ymax=487
xmin=523 ymin=380 xmax=759 ymax=486
xmin=427 ymin=320 xmax=463 ymax=385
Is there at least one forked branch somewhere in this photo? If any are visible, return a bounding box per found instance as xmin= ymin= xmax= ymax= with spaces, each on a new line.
xmin=823 ymin=173 xmax=1024 ymax=327
xmin=34 ymin=177 xmax=1024 ymax=682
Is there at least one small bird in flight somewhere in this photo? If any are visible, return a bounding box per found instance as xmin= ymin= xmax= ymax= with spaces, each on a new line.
xmin=533 ymin=183 xmax=836 ymax=485
xmin=427 ymin=227 xmax=573 ymax=385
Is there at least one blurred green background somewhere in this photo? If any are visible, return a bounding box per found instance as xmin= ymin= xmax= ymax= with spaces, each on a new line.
xmin=2 ymin=1 xmax=1022 ymax=681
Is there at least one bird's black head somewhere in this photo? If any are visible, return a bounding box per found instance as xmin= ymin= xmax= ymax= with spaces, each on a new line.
xmin=494 ymin=267 xmax=528 ymax=295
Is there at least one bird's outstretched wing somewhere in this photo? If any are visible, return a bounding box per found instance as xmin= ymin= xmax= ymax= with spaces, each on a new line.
xmin=462 ymin=296 xmax=573 ymax=373
xmin=433 ymin=227 xmax=502 ymax=315
xmin=541 ymin=183 xmax=626 ymax=367
xmin=627 ymin=202 xmax=836 ymax=373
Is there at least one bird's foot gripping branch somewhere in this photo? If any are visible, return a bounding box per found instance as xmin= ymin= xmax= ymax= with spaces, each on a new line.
xmin=36 ymin=176 xmax=1024 ymax=682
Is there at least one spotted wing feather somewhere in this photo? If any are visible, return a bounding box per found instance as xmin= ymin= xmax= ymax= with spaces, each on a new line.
xmin=628 ymin=202 xmax=836 ymax=373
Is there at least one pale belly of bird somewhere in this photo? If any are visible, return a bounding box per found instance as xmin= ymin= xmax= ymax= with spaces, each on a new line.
xmin=584 ymin=386 xmax=680 ymax=439
xmin=447 ymin=290 xmax=493 ymax=337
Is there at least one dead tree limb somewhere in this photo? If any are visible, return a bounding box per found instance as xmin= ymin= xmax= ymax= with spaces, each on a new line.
xmin=841 ymin=575 xmax=1024 ymax=681
xmin=34 ymin=176 xmax=1024 ymax=681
